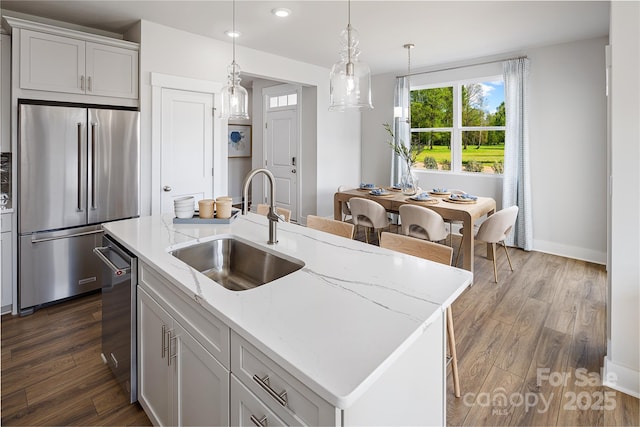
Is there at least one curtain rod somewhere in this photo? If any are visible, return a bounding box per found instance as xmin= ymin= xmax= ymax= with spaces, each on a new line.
xmin=396 ymin=56 xmax=527 ymax=79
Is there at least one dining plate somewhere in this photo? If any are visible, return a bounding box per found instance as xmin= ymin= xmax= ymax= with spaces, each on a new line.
xmin=406 ymin=197 xmax=438 ymax=204
xmin=370 ymin=190 xmax=393 ymax=197
xmin=428 ymin=191 xmax=451 ymax=197
xmin=444 ymin=197 xmax=477 ymax=204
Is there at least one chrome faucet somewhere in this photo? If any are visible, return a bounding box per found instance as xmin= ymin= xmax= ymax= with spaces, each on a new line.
xmin=242 ymin=168 xmax=285 ymax=244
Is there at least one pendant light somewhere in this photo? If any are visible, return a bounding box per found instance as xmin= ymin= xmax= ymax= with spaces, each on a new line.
xmin=404 ymin=43 xmax=414 ymax=125
xmin=328 ymin=0 xmax=373 ymax=111
xmin=220 ymin=0 xmax=249 ymax=120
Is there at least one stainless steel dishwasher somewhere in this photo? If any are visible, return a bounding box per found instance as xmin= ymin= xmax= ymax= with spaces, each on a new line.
xmin=94 ymin=235 xmax=137 ymax=403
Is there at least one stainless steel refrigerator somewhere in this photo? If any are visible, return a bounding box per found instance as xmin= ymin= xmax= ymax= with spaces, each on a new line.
xmin=18 ymin=102 xmax=139 ymax=314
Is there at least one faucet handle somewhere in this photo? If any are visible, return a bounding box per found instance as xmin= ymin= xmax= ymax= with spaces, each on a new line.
xmin=267 ymin=209 xmax=286 ymax=223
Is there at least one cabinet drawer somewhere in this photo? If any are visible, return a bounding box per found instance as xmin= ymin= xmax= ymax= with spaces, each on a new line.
xmin=230 ymin=375 xmax=287 ymax=427
xmin=231 ymin=331 xmax=338 ymax=426
xmin=139 ymin=262 xmax=230 ymax=368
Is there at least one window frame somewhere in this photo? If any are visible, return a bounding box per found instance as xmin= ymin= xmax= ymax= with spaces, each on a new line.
xmin=410 ymin=74 xmax=505 ymax=175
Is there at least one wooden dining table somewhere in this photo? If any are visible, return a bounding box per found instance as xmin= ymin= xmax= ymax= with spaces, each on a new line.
xmin=334 ymin=188 xmax=497 ymax=274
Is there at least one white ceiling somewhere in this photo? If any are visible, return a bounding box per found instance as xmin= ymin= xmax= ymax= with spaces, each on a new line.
xmin=0 ymin=1 xmax=610 ymax=75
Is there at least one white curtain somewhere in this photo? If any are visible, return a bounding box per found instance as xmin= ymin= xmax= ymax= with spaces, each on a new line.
xmin=391 ymin=77 xmax=411 ymax=185
xmin=502 ymin=58 xmax=532 ymax=250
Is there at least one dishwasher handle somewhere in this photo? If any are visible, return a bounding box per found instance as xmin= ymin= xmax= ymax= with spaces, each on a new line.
xmin=93 ymin=246 xmax=130 ymax=276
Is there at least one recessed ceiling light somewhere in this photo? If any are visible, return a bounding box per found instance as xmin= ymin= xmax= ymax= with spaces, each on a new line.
xmin=225 ymin=30 xmax=241 ymax=38
xmin=271 ymin=8 xmax=292 ymax=18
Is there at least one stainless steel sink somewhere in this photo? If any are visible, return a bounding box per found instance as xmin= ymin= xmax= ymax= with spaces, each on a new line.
xmin=170 ymin=236 xmax=304 ymax=291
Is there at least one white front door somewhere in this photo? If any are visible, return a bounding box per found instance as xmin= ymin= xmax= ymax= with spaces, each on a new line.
xmin=160 ymin=88 xmax=213 ymax=214
xmin=265 ymin=108 xmax=298 ymax=221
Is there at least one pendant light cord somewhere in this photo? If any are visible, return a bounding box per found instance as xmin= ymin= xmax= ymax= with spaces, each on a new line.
xmin=232 ymin=0 xmax=236 ymax=67
xmin=347 ymin=0 xmax=352 ymax=73
xmin=404 ymin=43 xmax=414 ymax=124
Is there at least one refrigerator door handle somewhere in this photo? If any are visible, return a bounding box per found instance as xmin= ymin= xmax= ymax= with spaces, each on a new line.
xmin=31 ymin=229 xmax=103 ymax=244
xmin=91 ymin=122 xmax=97 ymax=209
xmin=77 ymin=122 xmax=83 ymax=212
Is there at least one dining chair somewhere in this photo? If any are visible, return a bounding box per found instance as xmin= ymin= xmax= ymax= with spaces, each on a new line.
xmin=379 ymin=232 xmax=461 ymax=398
xmin=306 ymin=215 xmax=354 ymax=239
xmin=256 ymin=203 xmax=292 ymax=222
xmin=348 ymin=197 xmax=390 ymax=244
xmin=337 ymin=185 xmax=352 ymax=222
xmin=399 ymin=204 xmax=448 ymax=243
xmin=455 ymin=205 xmax=519 ymax=283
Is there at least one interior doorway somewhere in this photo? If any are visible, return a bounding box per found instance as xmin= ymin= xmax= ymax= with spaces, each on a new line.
xmin=159 ymin=88 xmax=214 ymax=214
xmin=263 ymin=84 xmax=301 ymax=222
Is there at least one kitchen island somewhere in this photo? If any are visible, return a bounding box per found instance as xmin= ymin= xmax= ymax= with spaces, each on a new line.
xmin=103 ymin=213 xmax=473 ymax=426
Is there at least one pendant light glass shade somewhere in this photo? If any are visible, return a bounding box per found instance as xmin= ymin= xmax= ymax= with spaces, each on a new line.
xmin=221 ymin=61 xmax=249 ymax=120
xmin=220 ymin=0 xmax=249 ymax=120
xmin=328 ymin=1 xmax=373 ymax=111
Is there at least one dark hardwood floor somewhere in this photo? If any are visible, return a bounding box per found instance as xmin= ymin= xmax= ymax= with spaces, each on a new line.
xmin=1 ymin=224 xmax=638 ymax=426
xmin=1 ymin=293 xmax=150 ymax=426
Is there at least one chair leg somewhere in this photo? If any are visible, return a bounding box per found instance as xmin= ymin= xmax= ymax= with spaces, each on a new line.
xmin=446 ymin=306 xmax=461 ymax=398
xmin=454 ymin=234 xmax=464 ymax=267
xmin=365 ymin=227 xmax=369 ymax=244
xmin=491 ymin=243 xmax=498 ymax=283
xmin=377 ymin=229 xmax=382 ymax=244
xmin=502 ymin=241 xmax=514 ymax=271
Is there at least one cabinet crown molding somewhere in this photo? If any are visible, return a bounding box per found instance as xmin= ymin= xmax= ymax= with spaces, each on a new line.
xmin=3 ymin=15 xmax=139 ymax=50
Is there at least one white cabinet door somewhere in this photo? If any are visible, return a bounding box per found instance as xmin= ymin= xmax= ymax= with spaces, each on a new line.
xmin=1 ymin=34 xmax=11 ymax=153
xmin=19 ymin=29 xmax=85 ymax=94
xmin=139 ymin=286 xmax=230 ymax=427
xmin=174 ymin=322 xmax=229 ymax=427
xmin=85 ymin=42 xmax=138 ymax=99
xmin=138 ymin=288 xmax=173 ymax=427
xmin=1 ymin=232 xmax=11 ymax=311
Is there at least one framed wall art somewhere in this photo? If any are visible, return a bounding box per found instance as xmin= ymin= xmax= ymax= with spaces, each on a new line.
xmin=228 ymin=124 xmax=252 ymax=158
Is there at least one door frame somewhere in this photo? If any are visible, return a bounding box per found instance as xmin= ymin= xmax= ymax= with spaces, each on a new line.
xmin=262 ymin=84 xmax=302 ymax=223
xmin=150 ymin=73 xmax=223 ymax=215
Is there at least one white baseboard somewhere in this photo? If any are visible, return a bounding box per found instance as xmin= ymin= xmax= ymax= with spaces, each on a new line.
xmin=533 ymin=239 xmax=606 ymax=265
xmin=603 ymin=356 xmax=640 ymax=398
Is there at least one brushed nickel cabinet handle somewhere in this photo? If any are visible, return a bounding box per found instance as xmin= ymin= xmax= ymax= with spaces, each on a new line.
xmin=80 ymin=75 xmax=85 ymax=91
xmin=168 ymin=331 xmax=177 ymax=366
xmin=252 ymin=374 xmax=287 ymax=407
xmin=250 ymin=415 xmax=268 ymax=427
xmin=161 ymin=324 xmax=167 ymax=358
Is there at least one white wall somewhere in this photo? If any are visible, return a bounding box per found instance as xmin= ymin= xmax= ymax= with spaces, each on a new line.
xmin=136 ymin=20 xmax=359 ymax=218
xmin=362 ymin=36 xmax=608 ymax=264
xmin=604 ymin=0 xmax=640 ymax=398
xmin=529 ymin=37 xmax=607 ymax=263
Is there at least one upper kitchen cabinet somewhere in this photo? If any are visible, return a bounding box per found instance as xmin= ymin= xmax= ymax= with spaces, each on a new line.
xmin=4 ymin=16 xmax=139 ymax=107
xmin=1 ymin=31 xmax=10 ymax=152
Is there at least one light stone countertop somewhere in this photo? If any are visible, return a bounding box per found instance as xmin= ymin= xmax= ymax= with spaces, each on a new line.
xmin=103 ymin=213 xmax=473 ymax=408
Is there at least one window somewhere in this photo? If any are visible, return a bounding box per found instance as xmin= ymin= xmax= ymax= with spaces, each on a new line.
xmin=410 ymin=77 xmax=505 ymax=174
xmin=268 ymin=92 xmax=297 ymax=109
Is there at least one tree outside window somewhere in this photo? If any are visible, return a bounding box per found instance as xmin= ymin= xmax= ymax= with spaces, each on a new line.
xmin=410 ymin=78 xmax=505 ymax=174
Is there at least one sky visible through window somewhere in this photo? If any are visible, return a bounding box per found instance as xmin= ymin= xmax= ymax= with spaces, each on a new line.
xmin=481 ymin=81 xmax=504 ymax=113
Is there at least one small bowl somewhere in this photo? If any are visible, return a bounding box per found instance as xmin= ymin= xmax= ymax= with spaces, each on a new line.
xmin=174 ymin=198 xmax=194 ymax=204
xmin=175 ymin=208 xmax=194 ymax=219
xmin=174 ymin=196 xmax=194 ymax=203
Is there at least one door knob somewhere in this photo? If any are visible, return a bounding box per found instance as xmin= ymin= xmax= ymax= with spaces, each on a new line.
xmin=163 ymin=186 xmax=172 ymax=192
